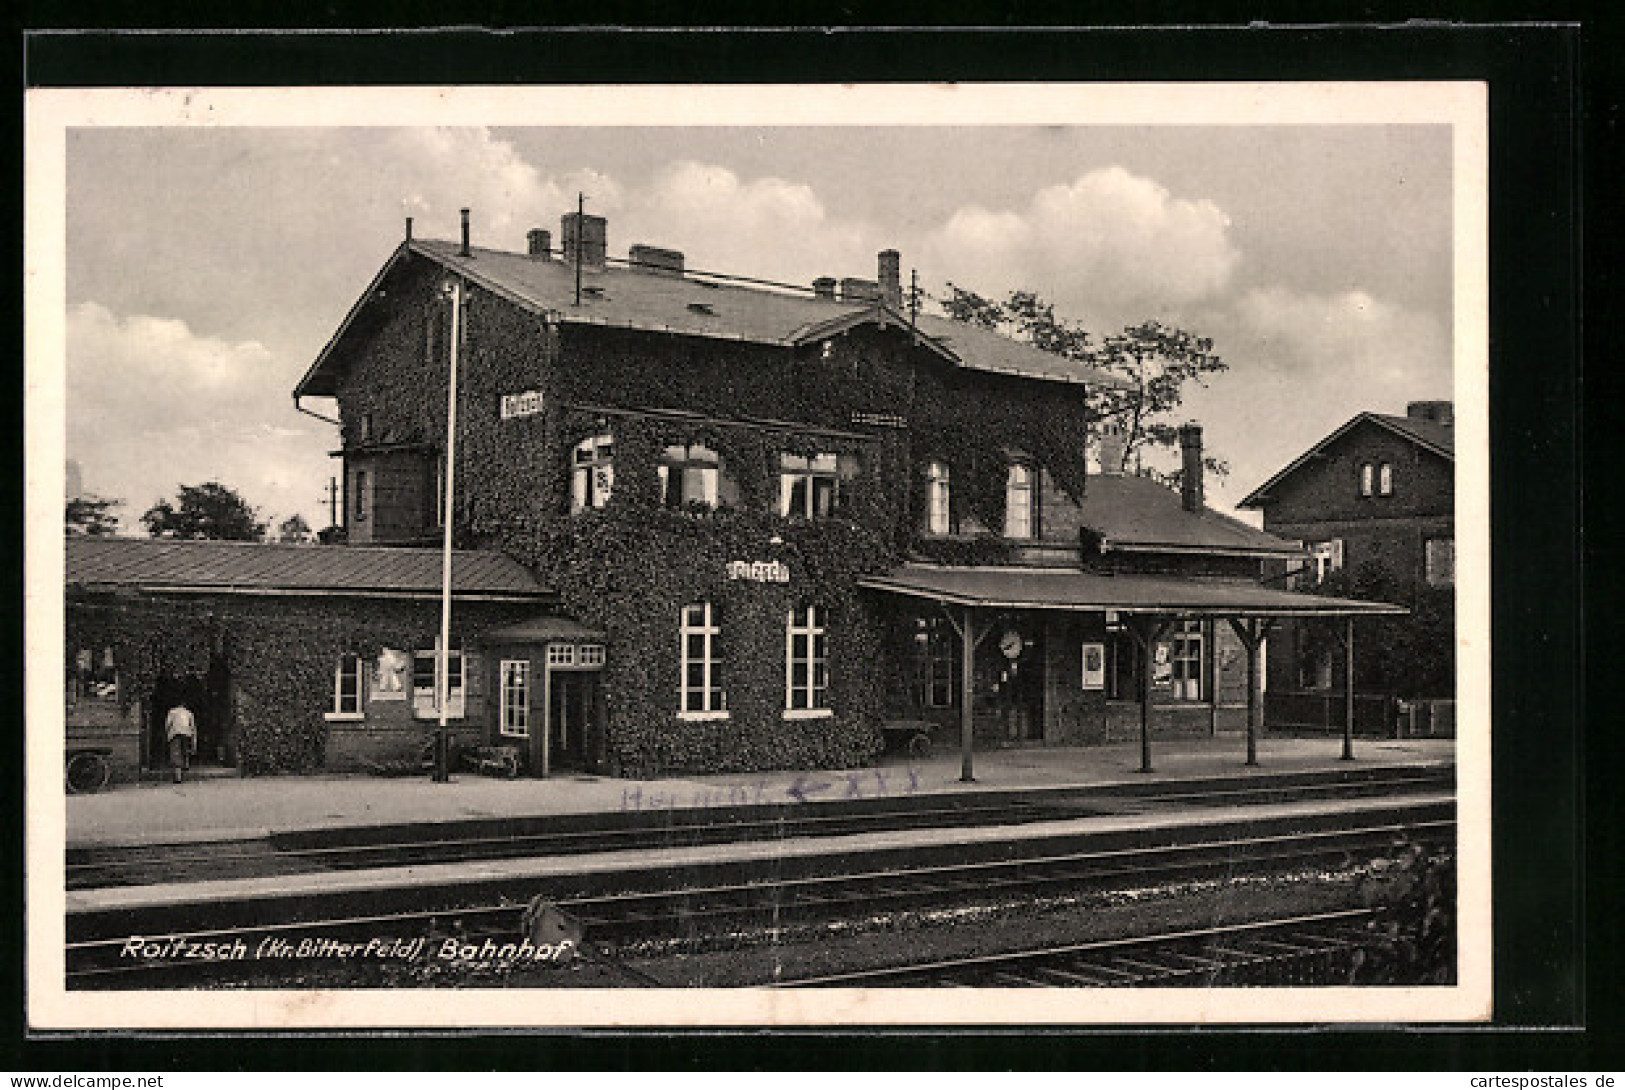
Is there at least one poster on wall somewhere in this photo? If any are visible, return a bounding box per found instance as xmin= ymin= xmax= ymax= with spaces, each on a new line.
xmin=1081 ymin=642 xmax=1106 ymax=690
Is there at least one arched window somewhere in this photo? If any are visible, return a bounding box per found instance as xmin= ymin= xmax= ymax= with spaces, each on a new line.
xmin=925 ymin=461 xmax=952 ymax=535
xmin=571 ymin=434 xmax=614 ymax=512
xmin=1005 ymin=462 xmax=1037 ymax=539
xmin=1358 ymin=462 xmax=1375 ymax=497
xmin=658 ymin=443 xmax=725 ymax=509
xmin=1378 ymin=462 xmax=1393 ymax=496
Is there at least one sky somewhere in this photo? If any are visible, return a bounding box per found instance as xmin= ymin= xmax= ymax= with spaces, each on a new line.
xmin=63 ymin=121 xmax=1455 ymax=534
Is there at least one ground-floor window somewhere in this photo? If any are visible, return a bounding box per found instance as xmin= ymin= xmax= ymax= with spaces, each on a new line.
xmin=413 ymin=640 xmax=465 ymax=718
xmin=1425 ymin=536 xmax=1455 ymax=586
xmin=1169 ymin=619 xmax=1205 ymax=702
xmin=680 ymin=602 xmax=726 ymax=716
xmin=785 ymin=605 xmax=830 ymax=714
xmin=331 ymin=652 xmax=364 ymax=717
xmin=499 ymin=659 xmax=530 ymax=737
xmin=911 ymin=615 xmax=957 ymax=708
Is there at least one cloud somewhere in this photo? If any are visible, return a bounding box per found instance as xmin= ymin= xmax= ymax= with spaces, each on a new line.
xmin=921 ymin=166 xmax=1240 ymax=325
xmin=66 ymin=302 xmax=334 ymax=532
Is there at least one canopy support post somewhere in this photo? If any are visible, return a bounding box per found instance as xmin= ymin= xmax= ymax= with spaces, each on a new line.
xmin=1228 ymin=617 xmax=1275 ymax=768
xmin=1127 ymin=615 xmax=1172 ymax=774
xmin=1342 ymin=616 xmax=1356 ymax=760
xmin=959 ymin=606 xmax=977 ymax=783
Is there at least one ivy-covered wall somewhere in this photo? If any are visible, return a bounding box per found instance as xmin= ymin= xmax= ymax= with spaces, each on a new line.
xmin=66 ymin=592 xmax=535 ymax=775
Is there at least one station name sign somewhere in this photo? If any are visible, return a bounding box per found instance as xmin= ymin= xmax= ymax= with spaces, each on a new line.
xmin=727 ymin=560 xmax=790 ymax=584
xmin=500 ymin=390 xmax=545 ymax=420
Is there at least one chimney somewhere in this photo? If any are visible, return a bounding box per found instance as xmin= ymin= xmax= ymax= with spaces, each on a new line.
xmin=459 ymin=208 xmax=471 ymax=257
xmin=561 ymin=212 xmax=608 ymax=270
xmin=1096 ymin=420 xmax=1127 ymax=475
xmin=1178 ymin=424 xmax=1204 ymax=512
xmin=628 ymin=243 xmax=685 ymax=277
xmin=404 ymin=216 xmax=413 ymax=242
xmin=1406 ymin=400 xmax=1454 ymax=427
xmin=878 ymin=249 xmax=902 ymax=309
xmin=839 ymin=277 xmax=881 ymax=303
xmin=812 ymin=277 xmax=837 ymax=300
xmin=527 ymin=228 xmax=552 ymax=259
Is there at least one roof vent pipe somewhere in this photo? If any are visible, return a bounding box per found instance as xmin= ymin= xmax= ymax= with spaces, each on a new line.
xmin=459 ymin=209 xmax=471 ymax=257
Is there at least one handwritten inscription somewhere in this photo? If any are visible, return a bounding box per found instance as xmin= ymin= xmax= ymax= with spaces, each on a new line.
xmin=726 ymin=559 xmax=790 ymax=584
xmin=620 ymin=766 xmax=921 ymax=812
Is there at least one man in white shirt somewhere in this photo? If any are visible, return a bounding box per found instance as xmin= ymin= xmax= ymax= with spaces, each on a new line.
xmin=164 ymin=702 xmax=196 ymax=784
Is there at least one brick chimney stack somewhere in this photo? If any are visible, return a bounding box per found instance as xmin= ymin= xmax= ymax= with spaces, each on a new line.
xmin=527 ymin=228 xmax=552 ymax=260
xmin=561 ymin=211 xmax=608 ymax=270
xmin=459 ymin=209 xmax=471 ymax=257
xmin=812 ymin=277 xmax=837 ymax=300
xmin=878 ymin=250 xmax=902 ymax=309
xmin=1178 ymin=424 xmax=1205 ymax=512
xmin=1406 ymin=400 xmax=1454 ymax=427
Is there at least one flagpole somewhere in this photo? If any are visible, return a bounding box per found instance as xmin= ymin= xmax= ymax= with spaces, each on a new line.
xmin=434 ymin=276 xmax=462 ymax=783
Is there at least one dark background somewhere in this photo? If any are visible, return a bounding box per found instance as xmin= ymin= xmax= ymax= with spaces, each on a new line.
xmin=12 ymin=12 xmax=1600 ymax=1073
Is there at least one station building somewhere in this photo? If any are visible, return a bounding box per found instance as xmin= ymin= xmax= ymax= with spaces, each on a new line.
xmin=65 ymin=209 xmax=1401 ymax=782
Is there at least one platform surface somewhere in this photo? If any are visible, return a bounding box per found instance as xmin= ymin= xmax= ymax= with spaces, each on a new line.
xmin=65 ymin=735 xmax=1455 ymax=850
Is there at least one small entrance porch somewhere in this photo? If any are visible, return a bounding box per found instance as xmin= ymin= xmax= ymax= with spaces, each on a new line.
xmin=481 ymin=616 xmax=608 ymax=777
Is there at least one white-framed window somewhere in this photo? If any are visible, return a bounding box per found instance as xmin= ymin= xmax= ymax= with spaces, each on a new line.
xmin=925 ymin=461 xmax=952 ymax=535
xmin=658 ymin=443 xmax=721 ymax=509
xmin=779 ymin=452 xmax=839 ymax=518
xmin=1425 ymin=536 xmax=1455 ymax=587
xmin=1309 ymin=538 xmax=1345 ymax=583
xmin=1168 ymin=619 xmax=1205 ymax=702
xmin=412 ymin=639 xmax=465 ymax=718
xmin=571 ymin=434 xmax=615 ymax=512
xmin=579 ymin=644 xmax=606 ymax=667
xmin=1005 ymin=462 xmax=1036 ymax=539
xmin=679 ymin=603 xmax=726 ymax=716
xmin=1378 ymin=461 xmax=1394 ymax=496
xmin=785 ymin=605 xmax=830 ymax=715
xmin=546 ymin=643 xmax=576 ymax=667
xmin=912 ymin=615 xmax=956 ymax=708
xmin=1358 ymin=462 xmax=1375 ymax=497
xmin=499 ymin=659 xmax=530 ymax=738
xmin=329 ymin=652 xmax=364 ymax=719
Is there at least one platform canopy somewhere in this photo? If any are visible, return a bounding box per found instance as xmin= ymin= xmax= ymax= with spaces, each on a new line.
xmin=858 ymin=564 xmax=1407 ymax=618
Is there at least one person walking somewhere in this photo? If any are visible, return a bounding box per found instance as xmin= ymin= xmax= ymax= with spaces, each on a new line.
xmin=164 ymin=701 xmax=196 ymax=784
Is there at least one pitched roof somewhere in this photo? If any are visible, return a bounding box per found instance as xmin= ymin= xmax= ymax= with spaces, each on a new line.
xmin=1078 ymin=473 xmax=1304 ymax=557
xmin=294 ymin=240 xmax=1129 ymax=398
xmin=65 ymin=537 xmax=551 ymax=600
xmin=861 ymin=565 xmax=1405 ymax=616
xmin=1237 ymin=411 xmax=1455 ymax=509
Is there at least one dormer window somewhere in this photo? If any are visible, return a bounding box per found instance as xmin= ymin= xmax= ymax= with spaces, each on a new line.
xmin=925 ymin=461 xmax=952 ymax=535
xmin=571 ymin=434 xmax=614 ymax=512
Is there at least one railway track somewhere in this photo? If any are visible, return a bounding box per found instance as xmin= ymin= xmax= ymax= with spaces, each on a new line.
xmin=68 ymin=765 xmax=1453 ymax=890
xmin=65 ymin=810 xmax=1454 ymax=987
xmin=773 ymin=908 xmax=1391 ymax=988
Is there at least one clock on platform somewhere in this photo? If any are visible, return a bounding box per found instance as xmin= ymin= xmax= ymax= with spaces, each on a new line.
xmin=999 ymin=629 xmax=1024 ymax=660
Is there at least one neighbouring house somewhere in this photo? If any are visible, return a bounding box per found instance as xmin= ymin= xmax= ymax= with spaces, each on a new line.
xmin=283 ymin=208 xmax=1400 ymax=778
xmin=1238 ymin=401 xmax=1456 ymax=733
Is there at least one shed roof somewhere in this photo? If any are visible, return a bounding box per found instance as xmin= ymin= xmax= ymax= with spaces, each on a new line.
xmin=861 ymin=564 xmax=1405 ymax=616
xmin=294 ymin=240 xmax=1130 ymax=398
xmin=1078 ymin=473 xmax=1303 ymax=557
xmin=65 ymin=537 xmax=551 ymax=601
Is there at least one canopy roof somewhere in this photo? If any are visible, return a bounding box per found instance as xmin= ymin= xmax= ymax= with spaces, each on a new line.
xmin=860 ymin=564 xmax=1406 ymax=617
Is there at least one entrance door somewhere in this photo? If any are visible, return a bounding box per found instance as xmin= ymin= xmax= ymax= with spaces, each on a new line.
xmin=547 ymin=672 xmax=598 ymax=771
xmin=989 ymin=622 xmax=1046 ymax=743
xmin=147 ymin=652 xmax=233 ymax=769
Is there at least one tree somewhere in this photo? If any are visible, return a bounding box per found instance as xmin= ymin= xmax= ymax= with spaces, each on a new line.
xmin=66 ymin=495 xmax=121 ymax=536
xmin=142 ymin=481 xmax=266 ymax=541
xmin=1297 ymin=560 xmax=1455 ymax=700
xmin=277 ymin=514 xmax=314 ymax=544
xmin=940 ymin=285 xmax=1229 ymax=484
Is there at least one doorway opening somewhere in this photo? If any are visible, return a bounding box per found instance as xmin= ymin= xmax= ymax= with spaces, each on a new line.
xmin=147 ymin=650 xmax=234 ymax=770
xmin=547 ymin=671 xmax=601 ymax=772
